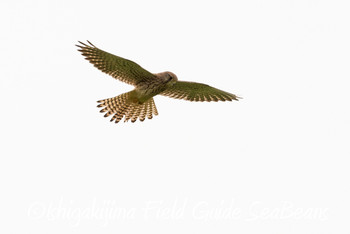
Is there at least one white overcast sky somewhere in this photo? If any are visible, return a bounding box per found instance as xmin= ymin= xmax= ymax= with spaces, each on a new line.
xmin=1 ymin=0 xmax=349 ymax=233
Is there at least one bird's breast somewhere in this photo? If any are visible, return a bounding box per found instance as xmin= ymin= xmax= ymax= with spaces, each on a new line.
xmin=135 ymin=81 xmax=167 ymax=103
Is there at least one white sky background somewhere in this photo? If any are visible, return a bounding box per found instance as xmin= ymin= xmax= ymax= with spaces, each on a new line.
xmin=0 ymin=0 xmax=349 ymax=233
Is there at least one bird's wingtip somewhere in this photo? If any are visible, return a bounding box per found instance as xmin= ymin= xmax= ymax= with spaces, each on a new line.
xmin=235 ymin=95 xmax=243 ymax=100
xmin=75 ymin=40 xmax=96 ymax=48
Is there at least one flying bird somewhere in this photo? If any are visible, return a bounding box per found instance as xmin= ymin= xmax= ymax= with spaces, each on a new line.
xmin=76 ymin=41 xmax=240 ymax=123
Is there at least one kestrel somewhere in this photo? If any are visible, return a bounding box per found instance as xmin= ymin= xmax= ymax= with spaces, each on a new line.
xmin=76 ymin=41 xmax=240 ymax=123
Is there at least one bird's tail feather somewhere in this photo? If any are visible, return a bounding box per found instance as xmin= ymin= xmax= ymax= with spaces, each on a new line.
xmin=97 ymin=91 xmax=158 ymax=123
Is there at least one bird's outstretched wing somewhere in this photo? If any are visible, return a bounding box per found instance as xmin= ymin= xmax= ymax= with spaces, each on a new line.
xmin=161 ymin=81 xmax=240 ymax=102
xmin=76 ymin=41 xmax=156 ymax=86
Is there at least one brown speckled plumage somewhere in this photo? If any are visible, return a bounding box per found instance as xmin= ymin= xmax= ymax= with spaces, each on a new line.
xmin=76 ymin=41 xmax=240 ymax=123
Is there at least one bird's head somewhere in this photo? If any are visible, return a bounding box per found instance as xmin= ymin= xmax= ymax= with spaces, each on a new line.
xmin=157 ymin=71 xmax=178 ymax=87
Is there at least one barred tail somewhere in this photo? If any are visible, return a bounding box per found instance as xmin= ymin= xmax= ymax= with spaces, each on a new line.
xmin=97 ymin=91 xmax=158 ymax=123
